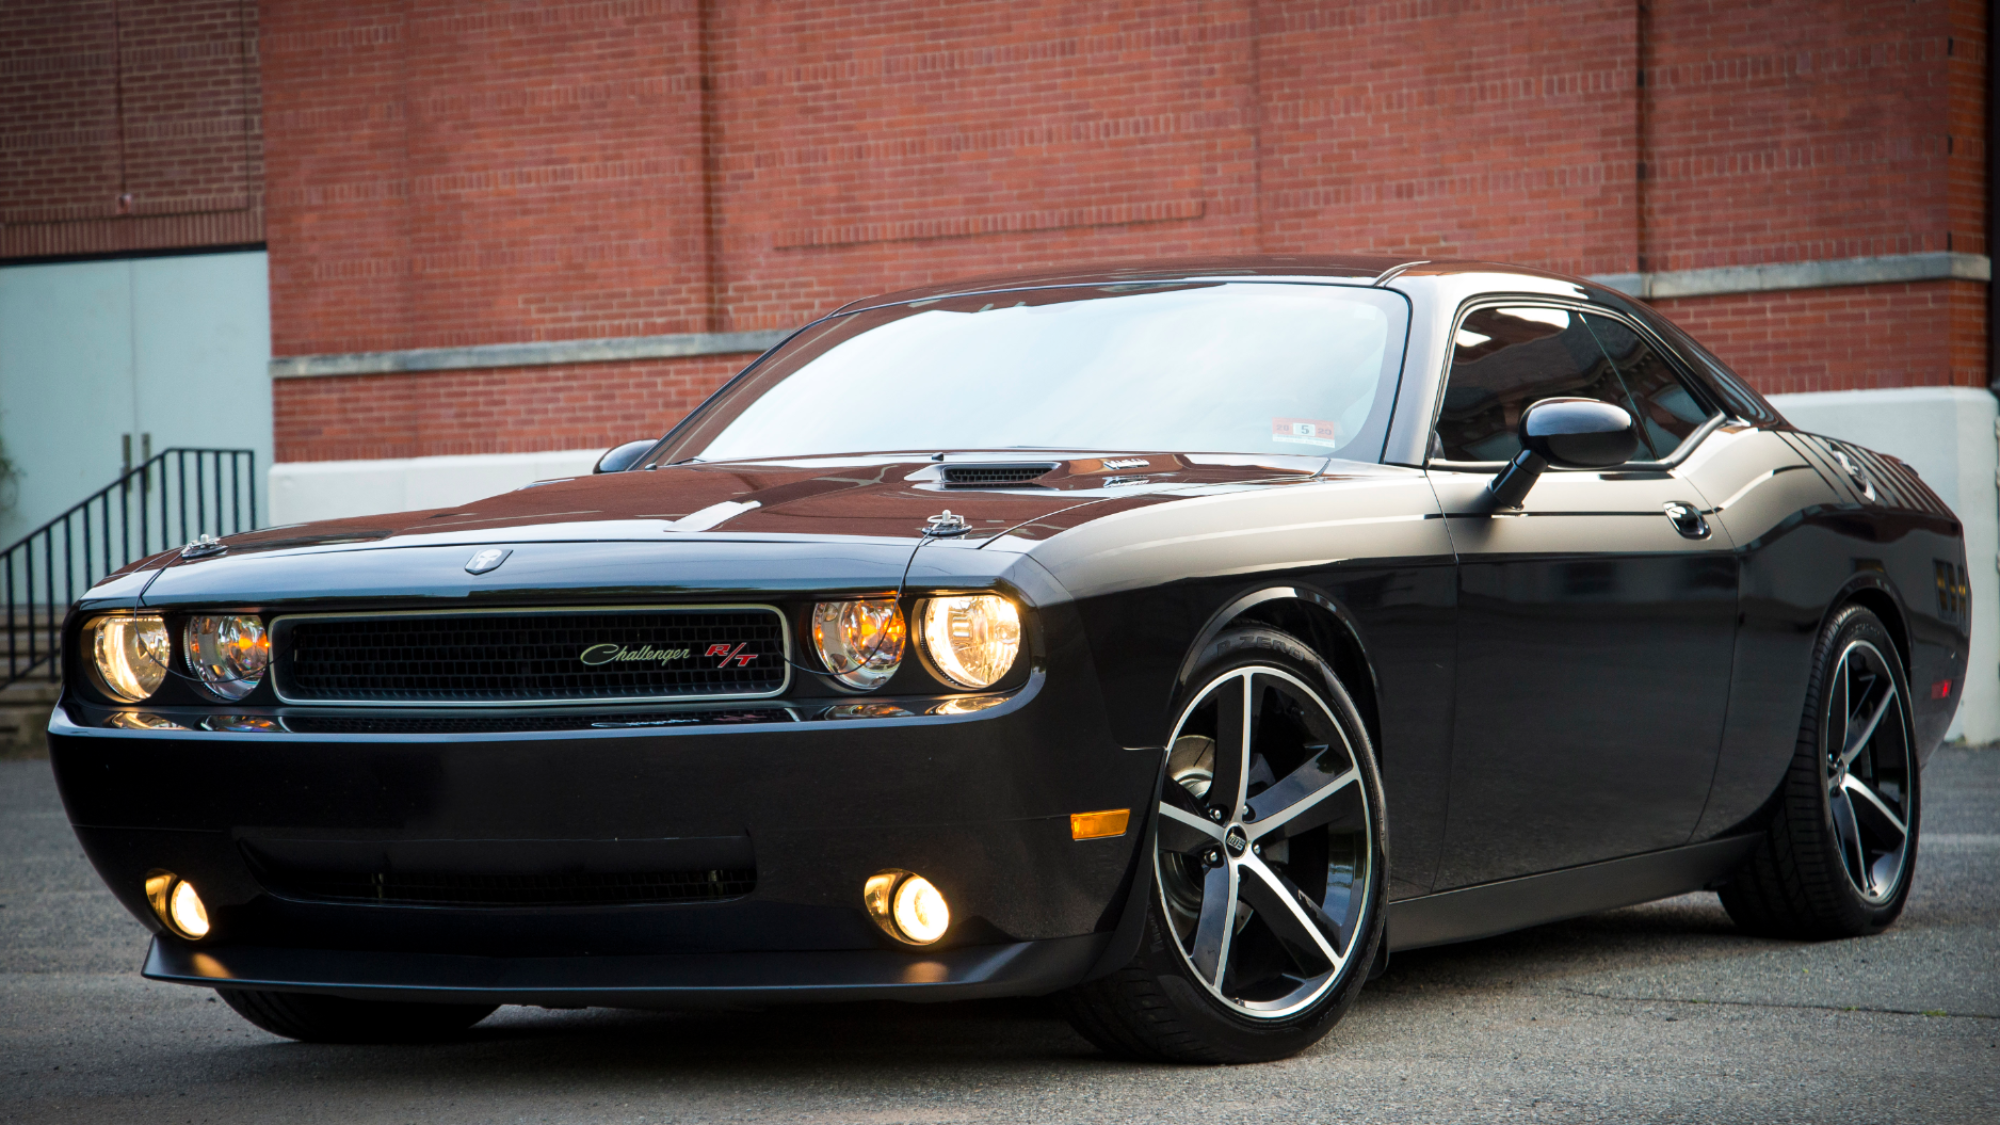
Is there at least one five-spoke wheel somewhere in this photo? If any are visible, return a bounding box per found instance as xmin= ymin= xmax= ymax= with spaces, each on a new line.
xmin=1155 ymin=664 xmax=1373 ymax=1018
xmin=1721 ymin=604 xmax=1921 ymax=938
xmin=1823 ymin=637 xmax=1914 ymax=904
xmin=1061 ymin=626 xmax=1384 ymax=1063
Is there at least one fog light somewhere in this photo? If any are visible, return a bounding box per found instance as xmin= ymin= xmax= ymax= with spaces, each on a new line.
xmin=144 ymin=871 xmax=211 ymax=940
xmin=863 ymin=870 xmax=950 ymax=945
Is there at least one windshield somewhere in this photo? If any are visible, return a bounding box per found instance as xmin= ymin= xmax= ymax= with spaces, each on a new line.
xmin=656 ymin=282 xmax=1410 ymax=464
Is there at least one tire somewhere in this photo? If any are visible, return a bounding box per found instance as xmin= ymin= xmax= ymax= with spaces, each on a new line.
xmin=1060 ymin=626 xmax=1388 ymax=1064
xmin=1719 ymin=604 xmax=1921 ymax=939
xmin=218 ymin=988 xmax=497 ymax=1043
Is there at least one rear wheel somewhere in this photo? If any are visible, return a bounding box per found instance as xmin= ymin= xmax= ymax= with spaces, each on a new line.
xmin=1061 ymin=627 xmax=1386 ymax=1063
xmin=218 ymin=988 xmax=497 ymax=1043
xmin=1719 ymin=605 xmax=1920 ymax=939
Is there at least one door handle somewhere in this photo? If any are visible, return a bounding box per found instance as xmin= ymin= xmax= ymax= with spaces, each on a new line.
xmin=1664 ymin=501 xmax=1710 ymax=539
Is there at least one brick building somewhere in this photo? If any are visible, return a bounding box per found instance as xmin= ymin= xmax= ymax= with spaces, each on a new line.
xmin=2 ymin=0 xmax=1996 ymax=735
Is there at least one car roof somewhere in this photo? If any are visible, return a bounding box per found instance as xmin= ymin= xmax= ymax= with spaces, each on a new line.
xmin=830 ymin=255 xmax=1604 ymax=314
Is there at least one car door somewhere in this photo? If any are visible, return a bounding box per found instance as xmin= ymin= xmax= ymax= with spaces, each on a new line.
xmin=1426 ymin=302 xmax=1740 ymax=888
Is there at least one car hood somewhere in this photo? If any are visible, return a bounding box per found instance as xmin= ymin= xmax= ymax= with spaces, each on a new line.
xmin=80 ymin=451 xmax=1346 ymax=610
xmin=195 ymin=451 xmax=1339 ymax=556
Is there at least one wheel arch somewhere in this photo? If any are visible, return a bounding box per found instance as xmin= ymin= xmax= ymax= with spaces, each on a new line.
xmin=1827 ymin=576 xmax=1912 ymax=679
xmin=1173 ymin=586 xmax=1384 ymax=756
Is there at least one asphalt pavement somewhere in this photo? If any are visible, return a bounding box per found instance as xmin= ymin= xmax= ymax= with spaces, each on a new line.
xmin=3 ymin=747 xmax=1996 ymax=1124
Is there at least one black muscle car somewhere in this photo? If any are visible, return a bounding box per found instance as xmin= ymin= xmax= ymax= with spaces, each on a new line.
xmin=50 ymin=257 xmax=1967 ymax=1063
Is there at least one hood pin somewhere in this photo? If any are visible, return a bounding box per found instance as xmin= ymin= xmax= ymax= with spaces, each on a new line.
xmin=924 ymin=510 xmax=970 ymax=537
xmin=180 ymin=533 xmax=228 ymax=560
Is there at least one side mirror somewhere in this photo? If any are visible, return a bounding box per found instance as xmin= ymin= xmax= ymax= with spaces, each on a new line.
xmin=593 ymin=439 xmax=658 ymax=474
xmin=1487 ymin=398 xmax=1638 ymax=508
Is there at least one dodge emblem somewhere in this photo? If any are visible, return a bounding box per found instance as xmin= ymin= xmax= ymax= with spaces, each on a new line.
xmin=465 ymin=547 xmax=512 ymax=575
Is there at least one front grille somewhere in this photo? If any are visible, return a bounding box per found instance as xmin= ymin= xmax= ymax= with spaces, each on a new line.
xmin=257 ymin=865 xmax=758 ymax=907
xmin=280 ymin=707 xmax=798 ymax=735
xmin=941 ymin=463 xmax=1056 ymax=486
xmin=272 ymin=606 xmax=788 ymax=705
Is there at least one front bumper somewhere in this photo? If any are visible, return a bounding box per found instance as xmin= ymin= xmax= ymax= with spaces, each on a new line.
xmin=50 ymin=665 xmax=1163 ymax=1003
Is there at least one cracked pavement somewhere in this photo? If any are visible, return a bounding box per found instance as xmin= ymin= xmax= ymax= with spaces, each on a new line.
xmin=3 ymin=747 xmax=1995 ymax=1124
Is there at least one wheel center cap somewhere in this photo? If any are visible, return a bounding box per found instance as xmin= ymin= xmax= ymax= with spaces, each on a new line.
xmin=1225 ymin=827 xmax=1248 ymax=856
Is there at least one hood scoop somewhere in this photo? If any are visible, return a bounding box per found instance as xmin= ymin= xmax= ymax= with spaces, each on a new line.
xmin=940 ymin=462 xmax=1059 ymax=488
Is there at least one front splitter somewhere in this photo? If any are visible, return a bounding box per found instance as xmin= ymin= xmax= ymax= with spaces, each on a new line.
xmin=144 ymin=932 xmax=1111 ymax=1007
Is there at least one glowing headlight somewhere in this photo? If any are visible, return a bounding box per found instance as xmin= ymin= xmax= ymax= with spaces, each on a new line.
xmin=920 ymin=595 xmax=1020 ymax=689
xmin=88 ymin=615 xmax=170 ymax=703
xmin=184 ymin=614 xmax=269 ymax=701
xmin=812 ymin=598 xmax=906 ymax=690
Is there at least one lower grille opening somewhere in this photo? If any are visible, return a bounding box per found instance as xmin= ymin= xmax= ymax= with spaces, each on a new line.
xmin=256 ymin=866 xmax=757 ymax=907
xmin=278 ymin=707 xmax=797 ymax=735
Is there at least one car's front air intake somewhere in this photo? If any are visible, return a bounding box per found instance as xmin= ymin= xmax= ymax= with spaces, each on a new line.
xmin=255 ymin=865 xmax=758 ymax=907
xmin=270 ymin=606 xmax=789 ymax=705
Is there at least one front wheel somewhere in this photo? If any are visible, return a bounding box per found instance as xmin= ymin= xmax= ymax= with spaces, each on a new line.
xmin=1061 ymin=626 xmax=1387 ymax=1063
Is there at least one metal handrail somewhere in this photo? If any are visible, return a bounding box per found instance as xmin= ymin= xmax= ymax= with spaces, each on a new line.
xmin=3 ymin=448 xmax=257 ymax=688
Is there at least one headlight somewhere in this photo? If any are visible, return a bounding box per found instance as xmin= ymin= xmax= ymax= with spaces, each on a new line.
xmin=812 ymin=598 xmax=906 ymax=690
xmin=920 ymin=594 xmax=1021 ymax=689
xmin=88 ymin=615 xmax=170 ymax=702
xmin=184 ymin=614 xmax=269 ymax=701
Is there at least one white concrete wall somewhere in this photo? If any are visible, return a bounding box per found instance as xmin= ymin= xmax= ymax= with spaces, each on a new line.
xmin=1769 ymin=387 xmax=1999 ymax=744
xmin=269 ymin=448 xmax=608 ymax=525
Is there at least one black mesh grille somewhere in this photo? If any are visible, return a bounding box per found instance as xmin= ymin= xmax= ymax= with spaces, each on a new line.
xmin=258 ymin=866 xmax=757 ymax=907
xmin=941 ymin=463 xmax=1056 ymax=486
xmin=273 ymin=607 xmax=788 ymax=704
xmin=280 ymin=707 xmax=797 ymax=735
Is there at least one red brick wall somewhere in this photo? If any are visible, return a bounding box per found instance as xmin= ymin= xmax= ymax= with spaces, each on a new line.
xmin=1 ymin=0 xmax=262 ymax=259
xmin=1657 ymin=280 xmax=1989 ymax=395
xmin=14 ymin=2 xmax=1983 ymax=460
xmin=274 ymin=354 xmax=744 ymax=462
xmin=1642 ymin=0 xmax=1982 ymax=269
xmin=258 ymin=0 xmax=1988 ymax=464
xmin=261 ymin=0 xmax=711 ymax=358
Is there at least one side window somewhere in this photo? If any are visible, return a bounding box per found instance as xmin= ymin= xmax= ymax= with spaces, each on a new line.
xmin=1580 ymin=314 xmax=1718 ymax=458
xmin=1434 ymin=306 xmax=1633 ymax=462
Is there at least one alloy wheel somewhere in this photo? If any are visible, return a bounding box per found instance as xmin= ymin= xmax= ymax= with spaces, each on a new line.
xmin=1154 ymin=665 xmax=1374 ymax=1019
xmin=1823 ymin=639 xmax=1914 ymax=904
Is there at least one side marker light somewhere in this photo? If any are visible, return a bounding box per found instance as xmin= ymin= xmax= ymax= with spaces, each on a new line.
xmin=1071 ymin=808 xmax=1131 ymax=840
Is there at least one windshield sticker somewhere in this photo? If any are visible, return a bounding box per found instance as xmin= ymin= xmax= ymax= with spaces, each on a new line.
xmin=1272 ymin=418 xmax=1341 ymax=448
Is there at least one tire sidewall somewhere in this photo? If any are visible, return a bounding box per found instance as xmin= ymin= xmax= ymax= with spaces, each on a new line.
xmin=1137 ymin=626 xmax=1388 ymax=1061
